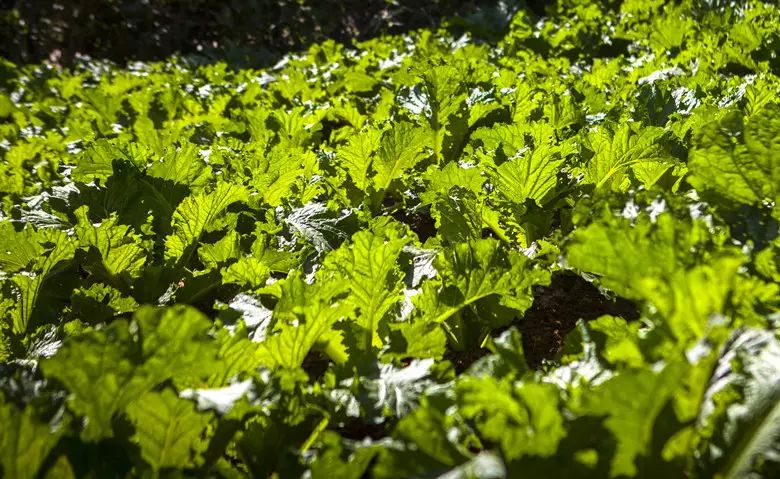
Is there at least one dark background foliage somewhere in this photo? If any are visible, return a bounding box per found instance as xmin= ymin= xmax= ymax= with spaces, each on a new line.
xmin=0 ymin=0 xmax=548 ymax=67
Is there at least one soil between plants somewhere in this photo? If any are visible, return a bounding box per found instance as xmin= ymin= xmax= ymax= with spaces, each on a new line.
xmin=520 ymin=272 xmax=640 ymax=369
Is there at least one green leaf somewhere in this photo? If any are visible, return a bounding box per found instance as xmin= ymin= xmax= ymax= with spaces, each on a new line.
xmin=258 ymin=273 xmax=347 ymax=369
xmin=70 ymin=283 xmax=139 ymax=324
xmin=205 ymin=327 xmax=262 ymax=387
xmin=146 ymin=142 xmax=212 ymax=187
xmin=8 ymin=228 xmax=76 ymax=334
xmin=0 ymin=402 xmax=64 ymax=479
xmin=457 ymin=377 xmax=565 ymax=460
xmin=430 ymin=186 xmax=485 ymax=242
xmin=41 ymin=305 xmax=219 ymax=440
xmin=165 ymin=182 xmax=248 ymax=262
xmin=566 ymin=215 xmax=743 ymax=344
xmin=373 ymin=402 xmax=470 ymax=479
xmin=697 ymin=329 xmax=780 ymax=478
xmin=387 ymin=320 xmax=448 ymax=359
xmin=587 ymin=316 xmax=645 ymax=368
xmin=0 ymin=223 xmax=44 ymax=274
xmin=75 ymin=207 xmax=146 ymax=279
xmin=372 ymin=123 xmax=428 ymax=198
xmin=126 ymin=388 xmax=214 ymax=471
xmin=688 ymin=105 xmax=780 ymax=208
xmin=309 ymin=432 xmax=380 ymax=479
xmin=321 ymin=226 xmax=409 ymax=350
xmin=269 ymin=106 xmax=322 ymax=150
xmin=221 ymin=257 xmax=271 ymax=288
xmin=415 ymin=238 xmax=548 ymax=325
xmin=493 ymin=144 xmax=564 ymax=205
xmin=417 ymin=65 xmax=469 ymax=163
xmin=579 ymin=123 xmax=670 ymax=191
xmin=422 ymin=161 xmax=485 ymax=202
xmin=73 ymin=139 xmax=137 ymax=183
xmin=577 ymin=362 xmax=687 ymax=477
xmin=338 ymin=128 xmax=382 ymax=191
xmin=257 ymin=302 xmax=344 ymax=370
xmin=472 ymin=123 xmax=525 ymax=158
xmin=422 ymin=163 xmax=488 ymax=242
xmin=248 ymin=149 xmax=311 ymax=207
xmin=198 ymin=230 xmax=242 ymax=269
xmin=419 ymin=65 xmax=468 ymax=132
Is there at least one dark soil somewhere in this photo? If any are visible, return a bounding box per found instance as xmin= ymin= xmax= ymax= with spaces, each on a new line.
xmin=392 ymin=206 xmax=438 ymax=242
xmin=520 ymin=272 xmax=640 ymax=369
xmin=439 ymin=272 xmax=640 ymax=374
xmin=443 ymin=347 xmax=490 ymax=374
xmin=335 ymin=419 xmax=389 ymax=441
xmin=1 ymin=1 xmax=550 ymax=67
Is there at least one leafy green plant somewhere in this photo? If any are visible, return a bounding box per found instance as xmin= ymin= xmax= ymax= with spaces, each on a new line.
xmin=1 ymin=0 xmax=779 ymax=477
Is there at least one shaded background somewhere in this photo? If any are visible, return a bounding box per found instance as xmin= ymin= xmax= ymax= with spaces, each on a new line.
xmin=0 ymin=0 xmax=550 ymax=67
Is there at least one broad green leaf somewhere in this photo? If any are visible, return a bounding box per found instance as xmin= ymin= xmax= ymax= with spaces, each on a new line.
xmin=309 ymin=432 xmax=381 ymax=479
xmin=321 ymin=227 xmax=409 ymax=350
xmin=579 ymin=123 xmax=670 ymax=191
xmin=422 ymin=161 xmax=485 ymax=201
xmin=0 ymin=402 xmax=64 ymax=479
xmin=75 ymin=207 xmax=146 ymax=279
xmin=146 ymin=142 xmax=211 ymax=187
xmin=457 ymin=377 xmax=565 ymax=460
xmin=493 ymin=144 xmax=564 ymax=205
xmin=422 ymin=163 xmax=488 ymax=242
xmin=566 ymin=215 xmax=743 ymax=344
xmin=41 ymin=321 xmax=151 ymax=441
xmin=472 ymin=123 xmax=525 ymax=158
xmin=258 ymin=273 xmax=348 ymax=369
xmin=418 ymin=65 xmax=469 ymax=163
xmin=419 ymin=65 xmax=467 ymax=132
xmin=0 ymin=223 xmax=43 ymax=274
xmin=270 ymin=106 xmax=322 ymax=150
xmin=697 ymin=329 xmax=780 ymax=478
xmin=688 ymin=105 xmax=780 ymax=209
xmin=415 ymin=238 xmax=548 ymax=325
xmin=251 ymin=233 xmax=302 ymax=272
xmin=133 ymin=305 xmax=222 ymax=384
xmin=70 ymin=283 xmax=139 ymax=323
xmin=165 ymin=182 xmax=248 ymax=261
xmin=206 ymin=327 xmax=263 ymax=386
xmin=73 ymin=139 xmax=135 ymax=183
xmin=127 ymin=389 xmax=213 ymax=471
xmin=9 ymin=229 xmax=75 ymax=334
xmin=221 ymin=257 xmax=271 ymax=288
xmin=338 ymin=128 xmax=382 ymax=190
xmin=257 ymin=309 xmax=344 ymax=369
xmin=372 ymin=123 xmax=428 ymax=196
xmin=387 ymin=320 xmax=448 ymax=359
xmin=566 ymin=215 xmax=681 ymax=297
xmin=41 ymin=305 xmax=219 ymax=440
xmin=373 ymin=403 xmax=470 ymax=479
xmin=577 ymin=362 xmax=687 ymax=477
xmin=248 ymin=150 xmax=309 ymax=207
xmin=0 ymin=143 xmax=36 ymax=195
xmin=198 ymin=230 xmax=242 ymax=269
xmin=587 ymin=316 xmax=645 ymax=368
xmin=430 ymin=186 xmax=485 ymax=242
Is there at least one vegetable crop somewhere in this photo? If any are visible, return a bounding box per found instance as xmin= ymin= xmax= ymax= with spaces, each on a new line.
xmin=1 ymin=0 xmax=779 ymax=477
